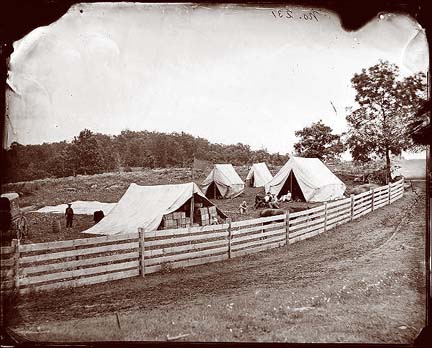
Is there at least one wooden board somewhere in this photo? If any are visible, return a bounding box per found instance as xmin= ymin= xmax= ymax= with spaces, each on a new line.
xmin=232 ymin=221 xmax=286 ymax=237
xmin=289 ymin=222 xmax=325 ymax=239
xmin=354 ymin=194 xmax=373 ymax=204
xmin=19 ymin=269 xmax=139 ymax=293
xmin=231 ymin=228 xmax=286 ymax=247
xmin=20 ymin=251 xmax=139 ymax=276
xmin=263 ymin=221 xmax=287 ymax=231
xmin=0 ymin=246 xmax=15 ymax=254
xmin=326 ymin=206 xmax=351 ymax=220
xmin=144 ymin=238 xmax=227 ymax=258
xmin=145 ymin=223 xmax=230 ymax=238
xmin=288 ymin=205 xmax=325 ymax=219
xmin=390 ymin=189 xmax=404 ymax=198
xmin=144 ymin=245 xmax=228 ymax=266
xmin=1 ymin=257 xmax=16 ymax=267
xmin=19 ymin=241 xmax=139 ymax=265
xmin=1 ymin=268 xmax=15 ymax=278
xmin=326 ymin=212 xmax=351 ymax=227
xmin=326 ymin=197 xmax=352 ymax=208
xmin=374 ymin=201 xmax=388 ymax=209
xmin=353 ymin=203 xmax=372 ymax=215
xmin=289 ymin=217 xmax=325 ymax=232
xmin=353 ymin=190 xmax=373 ymax=199
xmin=289 ymin=210 xmax=325 ymax=224
xmin=145 ymin=230 xmax=228 ymax=247
xmin=19 ymin=233 xmax=139 ymax=253
xmin=373 ymin=195 xmax=388 ymax=204
xmin=232 ymin=224 xmax=265 ymax=236
xmin=231 ymin=214 xmax=286 ymax=228
xmin=353 ymin=199 xmax=372 ymax=211
xmin=326 ymin=202 xmax=351 ymax=213
xmin=19 ymin=260 xmax=139 ymax=286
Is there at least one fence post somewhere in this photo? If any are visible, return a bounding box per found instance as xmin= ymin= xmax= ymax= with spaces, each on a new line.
xmin=371 ymin=188 xmax=375 ymax=212
xmin=350 ymin=194 xmax=354 ymax=221
xmin=227 ymin=218 xmax=232 ymax=259
xmin=138 ymin=228 xmax=145 ymax=277
xmin=388 ymin=182 xmax=392 ymax=204
xmin=285 ymin=211 xmax=290 ymax=248
xmin=323 ymin=202 xmax=328 ymax=232
xmin=12 ymin=239 xmax=19 ymax=290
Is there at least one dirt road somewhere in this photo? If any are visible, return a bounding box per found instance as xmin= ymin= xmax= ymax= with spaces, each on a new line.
xmin=9 ymin=183 xmax=426 ymax=343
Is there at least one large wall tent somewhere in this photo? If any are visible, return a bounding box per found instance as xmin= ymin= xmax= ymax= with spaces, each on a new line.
xmin=246 ymin=162 xmax=273 ymax=187
xmin=264 ymin=157 xmax=346 ymax=202
xmin=82 ymin=182 xmax=226 ymax=235
xmin=201 ymin=164 xmax=245 ymax=199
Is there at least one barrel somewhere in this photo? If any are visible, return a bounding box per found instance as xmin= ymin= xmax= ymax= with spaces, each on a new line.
xmin=52 ymin=219 xmax=61 ymax=233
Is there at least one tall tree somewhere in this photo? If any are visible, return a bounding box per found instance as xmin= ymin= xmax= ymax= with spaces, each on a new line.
xmin=72 ymin=129 xmax=105 ymax=175
xmin=293 ymin=120 xmax=344 ymax=162
xmin=346 ymin=61 xmax=427 ymax=180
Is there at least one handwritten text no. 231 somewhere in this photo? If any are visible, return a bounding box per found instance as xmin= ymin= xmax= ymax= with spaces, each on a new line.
xmin=272 ymin=9 xmax=320 ymax=21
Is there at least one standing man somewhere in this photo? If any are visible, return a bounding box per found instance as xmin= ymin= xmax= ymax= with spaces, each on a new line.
xmin=65 ymin=203 xmax=74 ymax=228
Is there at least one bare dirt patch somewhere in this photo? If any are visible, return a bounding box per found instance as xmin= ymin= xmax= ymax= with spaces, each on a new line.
xmin=8 ymin=183 xmax=426 ymax=343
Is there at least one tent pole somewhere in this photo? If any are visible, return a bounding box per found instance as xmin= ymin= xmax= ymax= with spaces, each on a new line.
xmin=213 ymin=168 xmax=216 ymax=198
xmin=290 ymin=171 xmax=293 ymax=194
xmin=190 ymin=193 xmax=194 ymax=225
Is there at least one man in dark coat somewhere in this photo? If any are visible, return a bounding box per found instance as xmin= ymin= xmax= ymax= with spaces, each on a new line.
xmin=65 ymin=203 xmax=74 ymax=228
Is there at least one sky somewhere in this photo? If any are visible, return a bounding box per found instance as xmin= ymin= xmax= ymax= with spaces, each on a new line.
xmin=5 ymin=3 xmax=429 ymax=160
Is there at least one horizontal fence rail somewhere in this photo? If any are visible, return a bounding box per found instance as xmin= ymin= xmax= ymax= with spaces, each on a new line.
xmin=17 ymin=233 xmax=140 ymax=293
xmin=2 ymin=179 xmax=404 ymax=293
xmin=141 ymin=223 xmax=230 ymax=275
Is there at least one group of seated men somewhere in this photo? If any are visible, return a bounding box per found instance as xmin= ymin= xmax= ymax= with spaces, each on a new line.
xmin=239 ymin=190 xmax=292 ymax=214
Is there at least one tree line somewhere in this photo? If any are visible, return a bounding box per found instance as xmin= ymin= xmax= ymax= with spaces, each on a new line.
xmin=2 ymin=130 xmax=289 ymax=183
xmin=2 ymin=61 xmax=427 ymax=184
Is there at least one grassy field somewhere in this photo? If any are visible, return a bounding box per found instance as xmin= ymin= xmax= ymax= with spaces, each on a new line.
xmin=6 ymin=181 xmax=426 ymax=343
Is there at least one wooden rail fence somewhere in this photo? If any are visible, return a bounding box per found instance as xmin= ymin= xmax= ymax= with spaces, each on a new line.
xmin=0 ymin=179 xmax=404 ymax=293
xmin=14 ymin=233 xmax=139 ymax=293
xmin=141 ymin=179 xmax=405 ymax=274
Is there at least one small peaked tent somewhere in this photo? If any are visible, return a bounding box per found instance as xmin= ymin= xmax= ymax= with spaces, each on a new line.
xmin=246 ymin=163 xmax=273 ymax=187
xmin=264 ymin=157 xmax=346 ymax=202
xmin=82 ymin=182 xmax=226 ymax=235
xmin=201 ymin=164 xmax=245 ymax=199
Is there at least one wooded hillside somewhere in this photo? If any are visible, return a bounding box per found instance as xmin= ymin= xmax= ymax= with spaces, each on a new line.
xmin=3 ymin=129 xmax=289 ymax=183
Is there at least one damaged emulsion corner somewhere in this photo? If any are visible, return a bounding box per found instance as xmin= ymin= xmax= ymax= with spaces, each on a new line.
xmin=2 ymin=0 xmax=430 ymax=346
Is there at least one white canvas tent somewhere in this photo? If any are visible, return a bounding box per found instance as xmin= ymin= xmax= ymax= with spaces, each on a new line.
xmin=264 ymin=157 xmax=346 ymax=202
xmin=201 ymin=164 xmax=245 ymax=199
xmin=246 ymin=162 xmax=273 ymax=187
xmin=82 ymin=182 xmax=226 ymax=235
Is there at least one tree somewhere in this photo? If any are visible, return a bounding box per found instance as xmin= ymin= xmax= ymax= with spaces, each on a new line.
xmin=293 ymin=120 xmax=344 ymax=162
xmin=72 ymin=129 xmax=105 ymax=175
xmin=346 ymin=61 xmax=427 ymax=180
